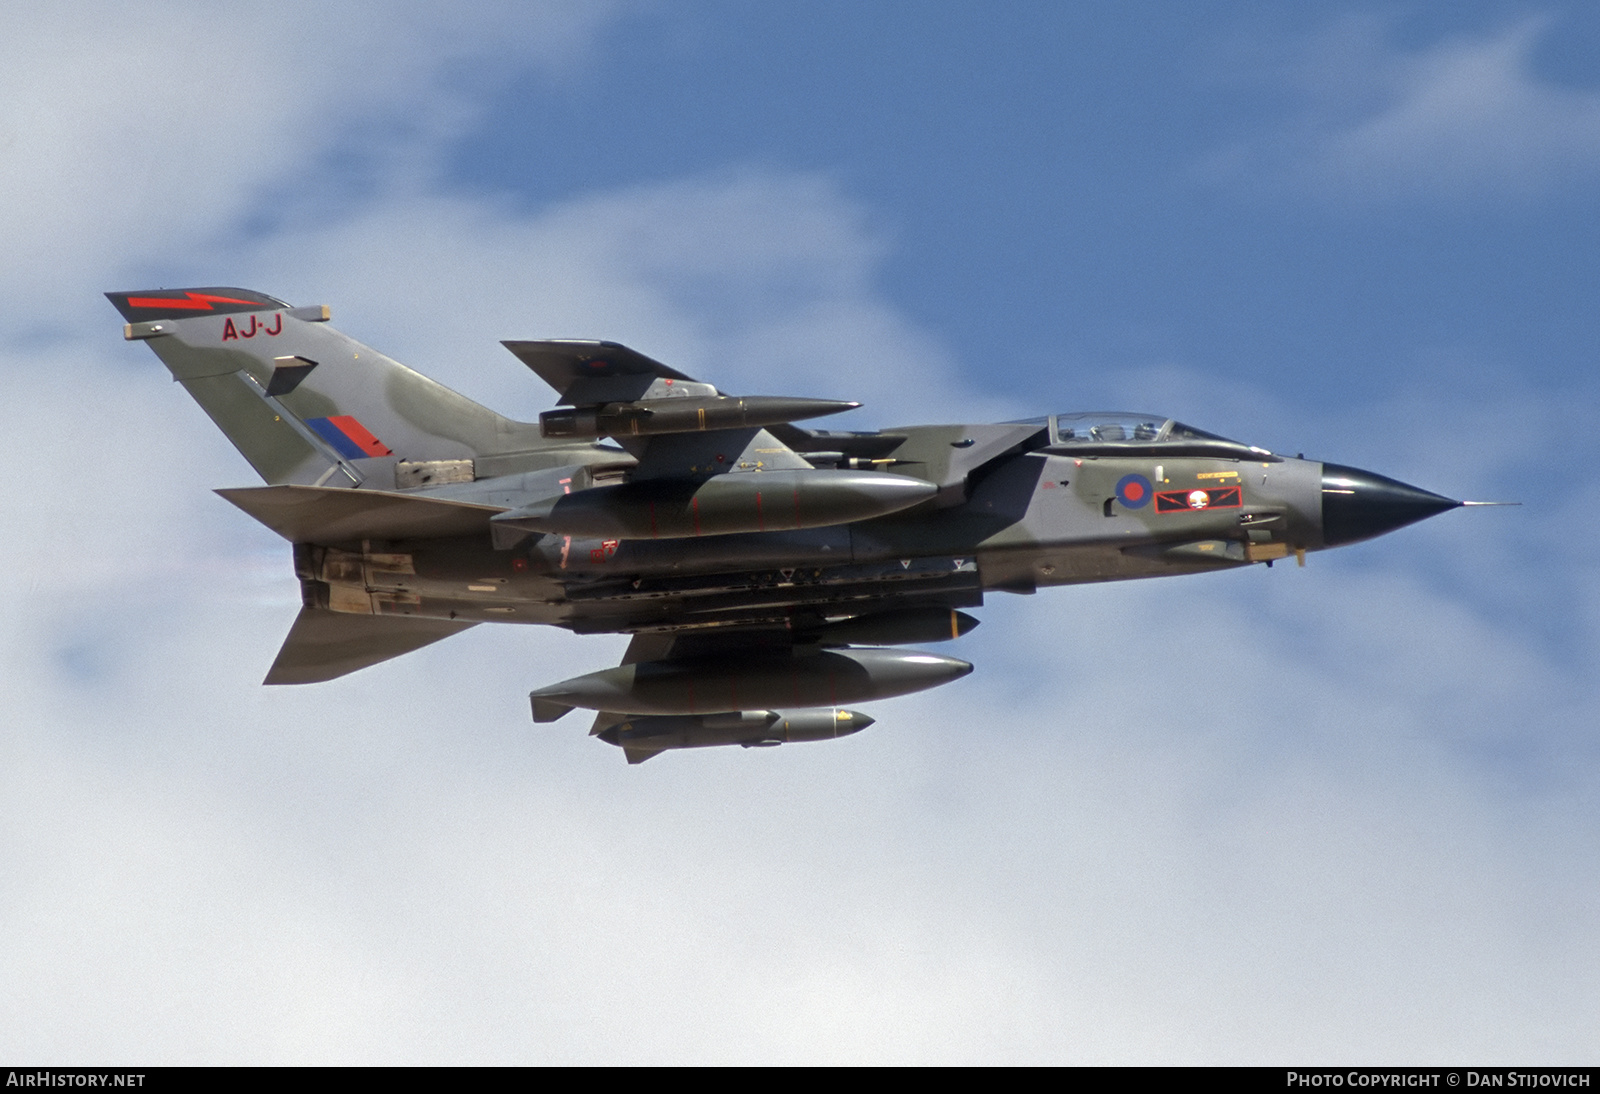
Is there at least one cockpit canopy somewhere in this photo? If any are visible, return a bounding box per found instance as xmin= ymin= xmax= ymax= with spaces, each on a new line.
xmin=1051 ymin=413 xmax=1221 ymax=446
xmin=1043 ymin=412 xmax=1277 ymax=460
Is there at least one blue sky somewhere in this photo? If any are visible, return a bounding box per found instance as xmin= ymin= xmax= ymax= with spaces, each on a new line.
xmin=453 ymin=3 xmax=1600 ymax=401
xmin=2 ymin=0 xmax=1597 ymax=1063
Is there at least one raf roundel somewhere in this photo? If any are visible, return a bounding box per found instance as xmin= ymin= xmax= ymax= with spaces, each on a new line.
xmin=1115 ymin=473 xmax=1152 ymax=509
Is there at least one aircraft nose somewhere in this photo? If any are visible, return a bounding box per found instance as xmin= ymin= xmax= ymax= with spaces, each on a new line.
xmin=1321 ymin=463 xmax=1461 ymax=547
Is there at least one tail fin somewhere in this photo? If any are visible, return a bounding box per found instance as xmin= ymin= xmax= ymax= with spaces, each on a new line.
xmin=108 ymin=287 xmax=560 ymax=488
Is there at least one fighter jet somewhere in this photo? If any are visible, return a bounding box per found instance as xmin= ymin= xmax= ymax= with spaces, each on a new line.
xmin=108 ymin=287 xmax=1489 ymax=763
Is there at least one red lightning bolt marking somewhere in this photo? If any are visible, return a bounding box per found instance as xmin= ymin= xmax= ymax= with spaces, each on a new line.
xmin=124 ymin=292 xmax=265 ymax=311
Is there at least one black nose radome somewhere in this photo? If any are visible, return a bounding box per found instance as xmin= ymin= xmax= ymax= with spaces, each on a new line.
xmin=1321 ymin=463 xmax=1460 ymax=548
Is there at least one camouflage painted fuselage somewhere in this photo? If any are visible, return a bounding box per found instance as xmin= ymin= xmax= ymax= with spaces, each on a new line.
xmin=303 ymin=438 xmax=1316 ymax=633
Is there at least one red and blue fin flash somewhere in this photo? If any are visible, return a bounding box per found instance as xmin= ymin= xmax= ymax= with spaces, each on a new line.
xmin=306 ymin=416 xmax=393 ymax=459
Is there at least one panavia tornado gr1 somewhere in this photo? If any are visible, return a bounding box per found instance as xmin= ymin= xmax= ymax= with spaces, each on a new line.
xmin=108 ymin=287 xmax=1491 ymax=763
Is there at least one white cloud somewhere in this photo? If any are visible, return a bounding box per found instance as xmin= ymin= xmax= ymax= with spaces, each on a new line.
xmin=1316 ymin=19 xmax=1600 ymax=198
xmin=224 ymin=172 xmax=1010 ymax=427
xmin=6 ymin=503 xmax=1599 ymax=1061
xmin=0 ymin=0 xmax=621 ymax=321
xmin=1203 ymin=17 xmax=1600 ymax=202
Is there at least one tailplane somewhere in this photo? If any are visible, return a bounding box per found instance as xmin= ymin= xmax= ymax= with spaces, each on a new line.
xmin=264 ymin=607 xmax=475 ymax=684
